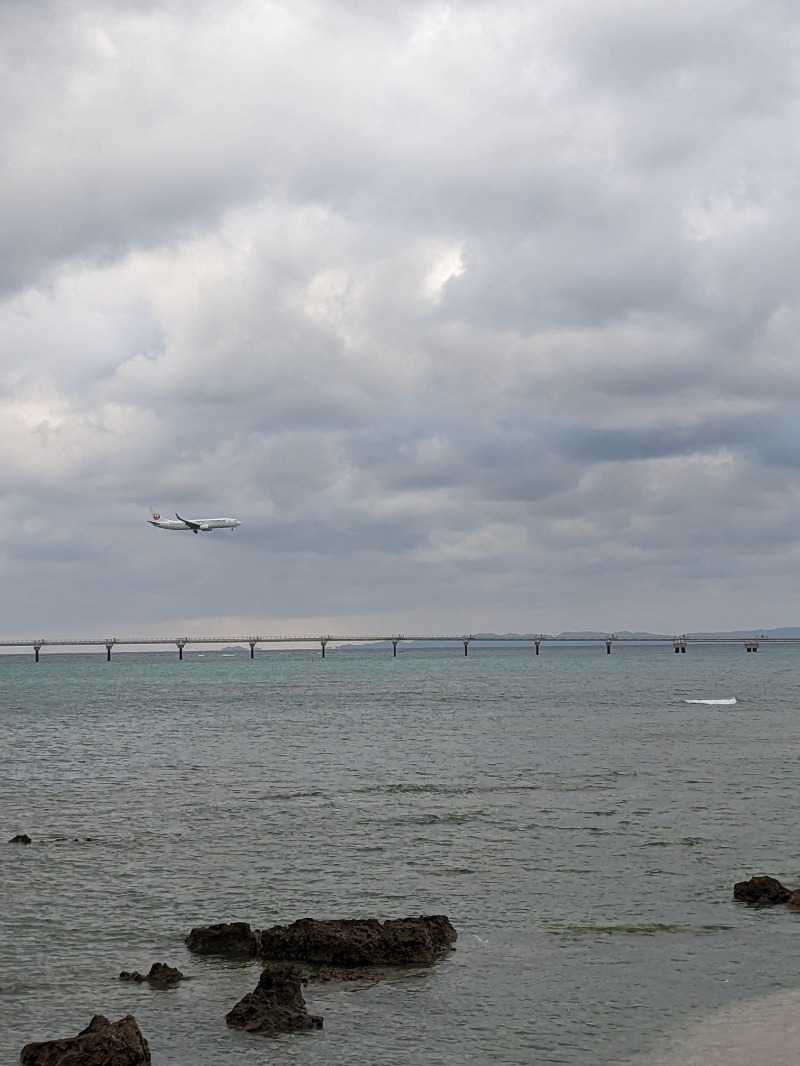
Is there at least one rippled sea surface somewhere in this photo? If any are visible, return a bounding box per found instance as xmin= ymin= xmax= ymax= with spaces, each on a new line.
xmin=4 ymin=643 xmax=800 ymax=1065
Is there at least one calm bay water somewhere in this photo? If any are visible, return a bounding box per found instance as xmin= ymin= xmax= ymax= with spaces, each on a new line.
xmin=3 ymin=644 xmax=800 ymax=1065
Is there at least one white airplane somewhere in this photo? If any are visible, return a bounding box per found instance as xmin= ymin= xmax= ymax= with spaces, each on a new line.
xmin=148 ymin=508 xmax=242 ymax=533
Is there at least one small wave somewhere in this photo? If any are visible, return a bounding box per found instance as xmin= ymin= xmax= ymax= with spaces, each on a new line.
xmin=354 ymin=783 xmax=472 ymax=796
xmin=353 ymin=782 xmax=543 ymax=798
xmin=381 ymin=810 xmax=487 ymax=826
xmin=556 ymin=922 xmax=733 ymax=938
xmin=255 ymin=788 xmax=331 ymax=801
xmin=684 ymin=697 xmax=737 ymax=705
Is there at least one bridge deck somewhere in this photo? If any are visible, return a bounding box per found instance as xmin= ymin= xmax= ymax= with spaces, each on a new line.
xmin=0 ymin=632 xmax=793 ymax=652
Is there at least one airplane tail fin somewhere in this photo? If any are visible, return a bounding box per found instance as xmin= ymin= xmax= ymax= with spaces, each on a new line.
xmin=149 ymin=507 xmax=161 ymax=520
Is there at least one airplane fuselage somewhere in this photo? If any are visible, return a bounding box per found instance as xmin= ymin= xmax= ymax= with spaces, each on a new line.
xmin=149 ymin=510 xmax=242 ymax=533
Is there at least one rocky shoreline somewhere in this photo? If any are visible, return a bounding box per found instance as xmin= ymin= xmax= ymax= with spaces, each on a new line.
xmin=16 ymin=913 xmax=457 ymax=1063
xmin=23 ymin=876 xmax=799 ymax=1062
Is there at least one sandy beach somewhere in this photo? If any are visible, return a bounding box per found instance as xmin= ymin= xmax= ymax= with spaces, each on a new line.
xmin=644 ymin=988 xmax=800 ymax=1066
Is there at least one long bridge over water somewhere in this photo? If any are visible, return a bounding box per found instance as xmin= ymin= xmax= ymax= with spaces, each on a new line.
xmin=0 ymin=633 xmax=790 ymax=661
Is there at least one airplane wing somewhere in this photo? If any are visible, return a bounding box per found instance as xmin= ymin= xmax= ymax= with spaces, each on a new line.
xmin=175 ymin=512 xmax=201 ymax=532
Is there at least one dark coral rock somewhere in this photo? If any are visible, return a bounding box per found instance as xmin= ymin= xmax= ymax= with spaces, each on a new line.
xmin=120 ymin=962 xmax=183 ymax=987
xmin=225 ymin=964 xmax=323 ymax=1035
xmin=20 ymin=1013 xmax=151 ymax=1065
xmin=733 ymin=875 xmax=792 ymax=905
xmin=185 ymin=921 xmax=261 ymax=956
xmin=9 ymin=834 xmax=32 ymax=844
xmin=259 ymin=914 xmax=457 ymax=967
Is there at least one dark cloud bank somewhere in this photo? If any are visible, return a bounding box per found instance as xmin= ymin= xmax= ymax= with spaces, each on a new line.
xmin=2 ymin=0 xmax=800 ymax=636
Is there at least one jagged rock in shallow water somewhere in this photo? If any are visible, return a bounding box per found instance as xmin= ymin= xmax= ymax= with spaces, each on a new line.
xmin=185 ymin=921 xmax=261 ymax=956
xmin=9 ymin=834 xmax=31 ymax=844
xmin=20 ymin=1013 xmax=151 ymax=1065
xmin=733 ymin=875 xmax=792 ymax=905
xmin=225 ymin=964 xmax=323 ymax=1035
xmin=120 ymin=962 xmax=183 ymax=987
xmin=259 ymin=914 xmax=458 ymax=967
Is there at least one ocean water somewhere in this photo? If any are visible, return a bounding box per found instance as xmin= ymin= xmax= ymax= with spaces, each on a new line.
xmin=3 ymin=643 xmax=800 ymax=1065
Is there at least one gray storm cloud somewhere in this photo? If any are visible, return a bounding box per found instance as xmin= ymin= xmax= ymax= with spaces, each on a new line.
xmin=1 ymin=0 xmax=800 ymax=636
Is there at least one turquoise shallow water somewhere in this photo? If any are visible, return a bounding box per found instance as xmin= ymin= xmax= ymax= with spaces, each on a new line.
xmin=3 ymin=644 xmax=800 ymax=1065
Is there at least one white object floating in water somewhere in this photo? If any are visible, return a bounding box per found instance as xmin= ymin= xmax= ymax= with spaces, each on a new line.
xmin=683 ymin=697 xmax=737 ymax=705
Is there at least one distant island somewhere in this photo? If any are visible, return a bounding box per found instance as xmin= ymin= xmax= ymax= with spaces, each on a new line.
xmin=334 ymin=627 xmax=800 ymax=650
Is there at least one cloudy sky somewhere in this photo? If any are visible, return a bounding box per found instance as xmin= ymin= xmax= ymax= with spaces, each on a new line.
xmin=2 ymin=0 xmax=800 ymax=640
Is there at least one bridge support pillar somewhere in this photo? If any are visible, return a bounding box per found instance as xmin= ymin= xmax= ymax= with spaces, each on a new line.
xmin=534 ymin=641 xmax=540 ymax=655
xmin=321 ymin=641 xmax=327 ymax=658
xmin=392 ymin=640 xmax=398 ymax=657
xmin=606 ymin=641 xmax=612 ymax=654
xmin=34 ymin=644 xmax=41 ymax=663
xmin=249 ymin=642 xmax=256 ymax=659
xmin=674 ymin=640 xmax=687 ymax=653
xmin=463 ymin=640 xmax=469 ymax=656
xmin=177 ymin=642 xmax=185 ymax=661
xmin=746 ymin=641 xmax=759 ymax=652
xmin=106 ymin=644 xmax=113 ymax=662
